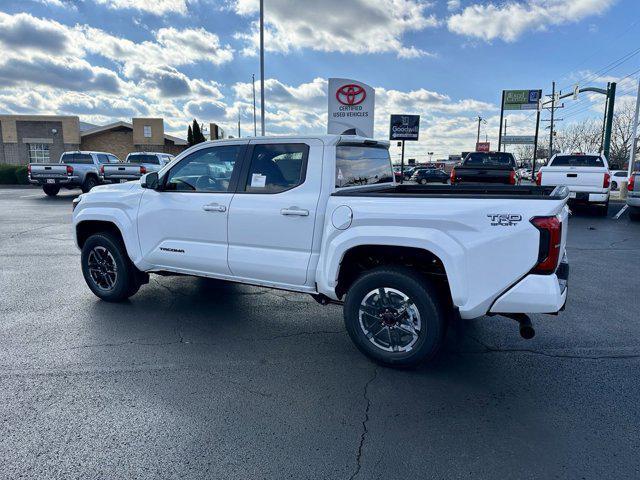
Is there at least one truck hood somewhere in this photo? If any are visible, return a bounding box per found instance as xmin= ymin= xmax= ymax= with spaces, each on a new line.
xmin=91 ymin=181 xmax=141 ymax=194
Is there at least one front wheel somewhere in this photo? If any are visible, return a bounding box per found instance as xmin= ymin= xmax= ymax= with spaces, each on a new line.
xmin=43 ymin=184 xmax=60 ymax=196
xmin=81 ymin=232 xmax=142 ymax=302
xmin=420 ymin=178 xmax=428 ymax=185
xmin=343 ymin=267 xmax=445 ymax=367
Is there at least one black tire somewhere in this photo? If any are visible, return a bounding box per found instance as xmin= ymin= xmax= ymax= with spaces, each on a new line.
xmin=343 ymin=267 xmax=445 ymax=367
xmin=81 ymin=232 xmax=142 ymax=302
xmin=420 ymin=178 xmax=428 ymax=185
xmin=42 ymin=185 xmax=60 ymax=196
xmin=629 ymin=207 xmax=640 ymax=221
xmin=81 ymin=175 xmax=98 ymax=193
xmin=611 ymin=181 xmax=618 ymax=191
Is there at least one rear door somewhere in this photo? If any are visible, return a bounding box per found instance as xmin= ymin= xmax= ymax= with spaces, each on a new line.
xmin=227 ymin=139 xmax=323 ymax=287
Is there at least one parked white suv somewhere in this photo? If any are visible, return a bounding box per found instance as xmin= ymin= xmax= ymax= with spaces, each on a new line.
xmin=537 ymin=153 xmax=610 ymax=215
xmin=73 ymin=135 xmax=570 ymax=366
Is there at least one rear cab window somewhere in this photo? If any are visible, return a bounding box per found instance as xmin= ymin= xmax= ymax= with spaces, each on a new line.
xmin=463 ymin=152 xmax=515 ymax=167
xmin=127 ymin=154 xmax=160 ymax=165
xmin=549 ymin=155 xmax=604 ymax=167
xmin=61 ymin=153 xmax=93 ymax=164
xmin=335 ymin=144 xmax=393 ymax=188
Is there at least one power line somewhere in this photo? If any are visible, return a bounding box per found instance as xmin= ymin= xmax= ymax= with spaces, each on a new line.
xmin=559 ymin=46 xmax=640 ymax=92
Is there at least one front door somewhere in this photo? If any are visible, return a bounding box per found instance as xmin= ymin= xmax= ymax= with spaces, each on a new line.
xmin=137 ymin=143 xmax=245 ymax=275
xmin=227 ymin=140 xmax=323 ymax=287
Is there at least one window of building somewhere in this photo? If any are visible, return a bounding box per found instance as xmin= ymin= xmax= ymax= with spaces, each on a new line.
xmin=143 ymin=125 xmax=152 ymax=138
xmin=243 ymin=144 xmax=308 ymax=193
xmin=28 ymin=144 xmax=50 ymax=163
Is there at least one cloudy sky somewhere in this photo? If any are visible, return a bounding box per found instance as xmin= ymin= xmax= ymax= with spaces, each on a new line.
xmin=0 ymin=0 xmax=638 ymax=161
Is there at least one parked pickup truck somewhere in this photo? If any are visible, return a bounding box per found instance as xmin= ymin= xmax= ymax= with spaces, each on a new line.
xmin=29 ymin=151 xmax=120 ymax=196
xmin=450 ymin=152 xmax=518 ymax=185
xmin=72 ymin=135 xmax=570 ymax=366
xmin=101 ymin=152 xmax=174 ymax=183
xmin=627 ymin=172 xmax=639 ymax=220
xmin=537 ymin=153 xmax=610 ymax=215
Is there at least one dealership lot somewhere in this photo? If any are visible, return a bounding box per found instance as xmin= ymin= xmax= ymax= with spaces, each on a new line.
xmin=1 ymin=186 xmax=639 ymax=479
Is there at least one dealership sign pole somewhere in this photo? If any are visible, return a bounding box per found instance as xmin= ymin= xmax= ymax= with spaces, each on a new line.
xmin=327 ymin=78 xmax=375 ymax=138
xmin=389 ymin=114 xmax=420 ymax=183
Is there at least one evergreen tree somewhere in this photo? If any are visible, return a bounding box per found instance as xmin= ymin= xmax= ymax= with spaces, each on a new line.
xmin=192 ymin=119 xmax=205 ymax=144
xmin=187 ymin=125 xmax=194 ymax=146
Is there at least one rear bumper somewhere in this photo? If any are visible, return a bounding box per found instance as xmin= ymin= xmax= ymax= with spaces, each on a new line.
xmin=627 ymin=194 xmax=640 ymax=208
xmin=103 ymin=175 xmax=140 ymax=182
xmin=489 ymin=262 xmax=569 ymax=315
xmin=29 ymin=176 xmax=79 ymax=186
xmin=566 ymin=190 xmax=609 ymax=204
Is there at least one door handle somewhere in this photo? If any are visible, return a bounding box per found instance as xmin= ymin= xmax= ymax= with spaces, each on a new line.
xmin=281 ymin=207 xmax=309 ymax=216
xmin=202 ymin=203 xmax=226 ymax=212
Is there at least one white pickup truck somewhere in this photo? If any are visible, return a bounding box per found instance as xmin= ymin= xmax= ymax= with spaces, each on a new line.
xmin=72 ymin=135 xmax=570 ymax=366
xmin=537 ymin=153 xmax=611 ymax=215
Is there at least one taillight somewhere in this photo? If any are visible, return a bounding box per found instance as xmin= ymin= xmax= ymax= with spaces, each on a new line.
xmin=450 ymin=168 xmax=456 ymax=184
xmin=99 ymin=165 xmax=104 ymax=175
xmin=530 ymin=216 xmax=562 ymax=275
xmin=603 ymin=172 xmax=610 ymax=189
xmin=628 ymin=175 xmax=635 ymax=191
xmin=27 ymin=164 xmax=31 ymax=174
xmin=66 ymin=165 xmax=73 ymax=176
xmin=140 ymin=165 xmax=147 ymax=174
xmin=509 ymin=170 xmax=516 ymax=185
xmin=536 ymin=171 xmax=542 ymax=186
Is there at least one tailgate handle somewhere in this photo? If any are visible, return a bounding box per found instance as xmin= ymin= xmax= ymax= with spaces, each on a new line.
xmin=566 ymin=173 xmax=577 ymax=178
xmin=45 ymin=167 xmax=51 ymax=170
xmin=118 ymin=167 xmax=125 ymax=170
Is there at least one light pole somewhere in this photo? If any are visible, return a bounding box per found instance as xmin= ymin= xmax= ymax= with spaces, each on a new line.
xmin=252 ymin=73 xmax=257 ymax=137
xmin=259 ymin=0 xmax=265 ymax=136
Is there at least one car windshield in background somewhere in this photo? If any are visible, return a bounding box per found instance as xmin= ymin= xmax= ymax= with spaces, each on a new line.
xmin=464 ymin=152 xmax=515 ymax=167
xmin=336 ymin=145 xmax=393 ymax=188
xmin=550 ymin=155 xmax=603 ymax=167
xmin=61 ymin=153 xmax=92 ymax=164
xmin=128 ymin=155 xmax=160 ymax=165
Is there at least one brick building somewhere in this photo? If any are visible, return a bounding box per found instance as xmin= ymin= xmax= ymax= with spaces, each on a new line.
xmin=0 ymin=115 xmax=188 ymax=165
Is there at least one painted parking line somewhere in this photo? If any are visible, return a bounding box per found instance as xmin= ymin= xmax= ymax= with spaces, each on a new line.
xmin=613 ymin=204 xmax=628 ymax=220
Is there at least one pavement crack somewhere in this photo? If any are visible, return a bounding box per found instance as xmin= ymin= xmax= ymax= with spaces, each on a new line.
xmin=349 ymin=366 xmax=378 ymax=480
xmin=463 ymin=334 xmax=640 ymax=360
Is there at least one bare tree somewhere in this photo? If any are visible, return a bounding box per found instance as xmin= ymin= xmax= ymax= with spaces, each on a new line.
xmin=554 ymin=119 xmax=601 ymax=154
xmin=609 ymin=100 xmax=636 ymax=168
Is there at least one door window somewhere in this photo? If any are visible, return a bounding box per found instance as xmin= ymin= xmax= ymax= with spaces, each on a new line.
xmin=164 ymin=145 xmax=243 ymax=192
xmin=243 ymin=144 xmax=308 ymax=193
xmin=97 ymin=154 xmax=109 ymax=164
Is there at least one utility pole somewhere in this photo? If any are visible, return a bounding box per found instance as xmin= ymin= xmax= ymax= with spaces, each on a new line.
xmin=549 ymin=81 xmax=555 ymax=158
xmin=259 ymin=0 xmax=265 ymax=136
xmin=476 ymin=116 xmax=482 ymax=144
xmin=602 ymin=82 xmax=617 ymax=160
xmin=498 ymin=91 xmax=505 ymax=151
xmin=600 ymin=85 xmax=610 ymax=153
xmin=237 ymin=111 xmax=241 ymax=138
xmin=628 ymin=78 xmax=640 ymax=176
xmin=532 ymin=104 xmax=541 ymax=180
xmin=252 ymin=73 xmax=257 ymax=137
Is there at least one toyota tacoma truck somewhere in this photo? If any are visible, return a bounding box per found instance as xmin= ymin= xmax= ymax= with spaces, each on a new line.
xmin=537 ymin=152 xmax=611 ymax=215
xmin=450 ymin=152 xmax=518 ymax=185
xmin=29 ymin=151 xmax=120 ymax=196
xmin=72 ymin=136 xmax=570 ymax=366
xmin=101 ymin=152 xmax=174 ymax=183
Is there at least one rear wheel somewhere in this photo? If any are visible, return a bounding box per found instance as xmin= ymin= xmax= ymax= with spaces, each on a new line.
xmin=611 ymin=181 xmax=618 ymax=191
xmin=42 ymin=184 xmax=60 ymax=196
xmin=630 ymin=207 xmax=640 ymax=221
xmin=420 ymin=178 xmax=428 ymax=185
xmin=343 ymin=267 xmax=445 ymax=367
xmin=81 ymin=175 xmax=98 ymax=193
xmin=81 ymin=232 xmax=142 ymax=302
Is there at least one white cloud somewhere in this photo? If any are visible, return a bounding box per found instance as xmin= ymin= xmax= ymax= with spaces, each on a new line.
xmin=447 ymin=0 xmax=617 ymax=42
xmin=447 ymin=0 xmax=461 ymax=11
xmin=93 ymin=0 xmax=188 ymax=15
xmin=233 ymin=0 xmax=439 ymax=58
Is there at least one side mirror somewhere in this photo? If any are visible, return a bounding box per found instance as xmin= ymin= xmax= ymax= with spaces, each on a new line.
xmin=141 ymin=172 xmax=159 ymax=190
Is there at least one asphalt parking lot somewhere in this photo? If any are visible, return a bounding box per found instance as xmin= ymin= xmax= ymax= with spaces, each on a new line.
xmin=1 ymin=186 xmax=639 ymax=480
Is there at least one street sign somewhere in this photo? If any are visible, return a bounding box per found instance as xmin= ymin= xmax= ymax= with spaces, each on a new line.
xmin=503 ymin=89 xmax=542 ymax=110
xmin=389 ymin=114 xmax=420 ymax=141
xmin=501 ymin=135 xmax=536 ymax=145
xmin=475 ymin=142 xmax=490 ymax=152
xmin=327 ymin=78 xmax=375 ymax=138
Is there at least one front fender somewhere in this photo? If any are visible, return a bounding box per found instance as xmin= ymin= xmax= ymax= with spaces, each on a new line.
xmin=316 ymin=225 xmax=467 ymax=305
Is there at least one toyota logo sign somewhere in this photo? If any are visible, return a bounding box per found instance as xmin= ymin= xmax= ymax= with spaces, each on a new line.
xmin=336 ymin=84 xmax=366 ymax=106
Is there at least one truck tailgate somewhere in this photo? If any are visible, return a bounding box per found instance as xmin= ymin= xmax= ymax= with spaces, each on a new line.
xmin=29 ymin=164 xmax=68 ymax=178
xmin=454 ymin=167 xmax=513 ymax=184
xmin=103 ymin=164 xmax=142 ymax=181
xmin=541 ymin=167 xmax=607 ymax=190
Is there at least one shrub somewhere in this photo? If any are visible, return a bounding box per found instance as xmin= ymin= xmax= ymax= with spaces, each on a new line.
xmin=15 ymin=166 xmax=29 ymax=184
xmin=0 ymin=165 xmax=18 ymax=184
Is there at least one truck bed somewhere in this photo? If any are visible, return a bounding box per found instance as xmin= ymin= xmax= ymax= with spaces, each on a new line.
xmin=333 ymin=183 xmax=567 ymax=200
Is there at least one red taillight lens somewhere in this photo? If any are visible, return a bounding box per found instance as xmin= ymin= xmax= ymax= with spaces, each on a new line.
xmin=27 ymin=164 xmax=31 ymax=174
xmin=509 ymin=170 xmax=516 ymax=185
xmin=536 ymin=171 xmax=542 ymax=185
xmin=628 ymin=175 xmax=635 ymax=191
xmin=530 ymin=216 xmax=562 ymax=275
xmin=450 ymin=168 xmax=456 ymax=184
xmin=66 ymin=165 xmax=73 ymax=176
xmin=99 ymin=165 xmax=104 ymax=175
xmin=140 ymin=165 xmax=147 ymax=174
xmin=603 ymin=172 xmax=610 ymax=189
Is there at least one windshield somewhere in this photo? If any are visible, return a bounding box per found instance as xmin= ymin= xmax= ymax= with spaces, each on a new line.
xmin=336 ymin=145 xmax=393 ymax=188
xmin=550 ymin=155 xmax=603 ymax=167
xmin=127 ymin=154 xmax=160 ymax=165
xmin=464 ymin=152 xmax=515 ymax=167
